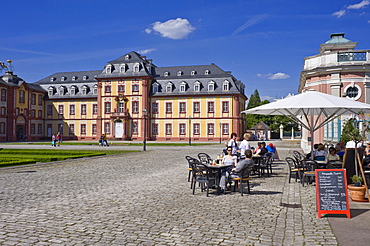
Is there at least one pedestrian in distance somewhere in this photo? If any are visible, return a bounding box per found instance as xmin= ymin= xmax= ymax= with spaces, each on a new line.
xmin=51 ymin=134 xmax=56 ymax=147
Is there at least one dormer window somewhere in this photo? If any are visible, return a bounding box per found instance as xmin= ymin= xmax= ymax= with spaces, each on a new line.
xmin=134 ymin=63 xmax=140 ymax=72
xmin=50 ymin=77 xmax=56 ymax=82
xmin=166 ymin=82 xmax=173 ymax=92
xmin=205 ymin=70 xmax=210 ymax=75
xmin=194 ymin=81 xmax=201 ymax=92
xmin=83 ymin=75 xmax=89 ymax=80
xmin=125 ymin=54 xmax=130 ymax=60
xmin=48 ymin=86 xmax=55 ymax=96
xmin=164 ymin=71 xmax=170 ymax=77
xmin=191 ymin=70 xmax=196 ymax=76
xmin=120 ymin=64 xmax=127 ymax=73
xmin=222 ymin=80 xmax=230 ymax=91
xmin=93 ymin=84 xmax=98 ymax=95
xmin=61 ymin=76 xmax=67 ymax=81
xmin=152 ymin=83 xmax=160 ymax=93
xmin=82 ymin=85 xmax=88 ymax=95
xmin=180 ymin=81 xmax=187 ymax=92
xmin=70 ymin=85 xmax=77 ymax=95
xmin=106 ymin=65 xmax=113 ymax=74
xmin=208 ymin=81 xmax=215 ymax=91
xmin=72 ymin=76 xmax=78 ymax=81
xmin=59 ymin=86 xmax=66 ymax=96
xmin=177 ymin=71 xmax=183 ymax=76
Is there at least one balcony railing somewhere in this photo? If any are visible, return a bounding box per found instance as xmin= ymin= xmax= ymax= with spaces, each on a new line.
xmin=338 ymin=52 xmax=367 ymax=62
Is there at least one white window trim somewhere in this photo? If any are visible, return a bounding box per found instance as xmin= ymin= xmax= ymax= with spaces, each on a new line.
xmin=344 ymin=84 xmax=362 ymax=101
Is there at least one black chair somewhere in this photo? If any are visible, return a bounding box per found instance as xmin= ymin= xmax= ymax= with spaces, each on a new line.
xmin=229 ymin=165 xmax=254 ymax=196
xmin=286 ymin=157 xmax=300 ymax=183
xmin=185 ymin=156 xmax=201 ymax=188
xmin=198 ymin=153 xmax=213 ymax=165
xmin=264 ymin=152 xmax=274 ymax=175
xmin=292 ymin=150 xmax=306 ymax=167
xmin=301 ymin=160 xmax=318 ymax=187
xmin=191 ymin=163 xmax=216 ymax=196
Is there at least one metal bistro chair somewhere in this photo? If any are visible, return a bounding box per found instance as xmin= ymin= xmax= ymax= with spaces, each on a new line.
xmin=185 ymin=156 xmax=201 ymax=188
xmin=302 ymin=160 xmax=318 ymax=187
xmin=191 ymin=162 xmax=216 ymax=197
xmin=292 ymin=150 xmax=306 ymax=167
xmin=285 ymin=157 xmax=301 ymax=183
xmin=198 ymin=153 xmax=213 ymax=165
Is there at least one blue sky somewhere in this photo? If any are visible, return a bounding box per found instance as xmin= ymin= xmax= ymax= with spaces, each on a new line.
xmin=1 ymin=0 xmax=370 ymax=101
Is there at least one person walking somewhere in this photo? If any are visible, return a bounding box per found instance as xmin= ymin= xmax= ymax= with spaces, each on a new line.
xmin=102 ymin=133 xmax=109 ymax=147
xmin=51 ymin=134 xmax=56 ymax=147
xmin=56 ymin=132 xmax=62 ymax=147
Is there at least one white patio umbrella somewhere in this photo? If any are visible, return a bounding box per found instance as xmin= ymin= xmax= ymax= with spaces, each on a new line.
xmin=241 ymin=91 xmax=370 ymax=157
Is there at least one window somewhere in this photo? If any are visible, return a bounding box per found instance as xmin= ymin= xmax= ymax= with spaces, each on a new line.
xmin=69 ymin=124 xmax=75 ymax=134
xmin=106 ymin=65 xmax=112 ymax=73
xmin=31 ymin=110 xmax=36 ymax=118
xmin=19 ymin=90 xmax=25 ymax=103
xmin=177 ymin=71 xmax=183 ymax=76
xmin=207 ymin=102 xmax=214 ymax=113
xmin=1 ymin=107 xmax=5 ymax=116
xmin=105 ymin=102 xmax=111 ymax=114
xmin=205 ymin=70 xmax=210 ymax=75
xmin=24 ymin=108 xmax=28 ymax=116
xmin=38 ymin=110 xmax=42 ymax=118
xmin=152 ymin=83 xmax=159 ymax=93
xmin=93 ymin=85 xmax=98 ymax=95
xmin=16 ymin=108 xmax=19 ymax=115
xmin=70 ymin=105 xmax=75 ymax=115
xmin=47 ymin=105 xmax=52 ymax=115
xmin=81 ymin=124 xmax=86 ymax=134
xmin=92 ymin=124 xmax=97 ymax=135
xmin=118 ymin=85 xmax=125 ymax=92
xmin=31 ymin=124 xmax=35 ymax=134
xmin=0 ymin=122 xmax=5 ymax=134
xmin=207 ymin=123 xmax=214 ymax=135
xmin=165 ymin=123 xmax=172 ymax=135
xmin=208 ymin=81 xmax=215 ymax=91
xmin=179 ymin=102 xmax=186 ymax=113
xmin=82 ymin=85 xmax=88 ymax=95
xmin=125 ymin=54 xmax=130 ymax=60
xmin=58 ymin=105 xmax=64 ymax=115
xmin=194 ymin=81 xmax=201 ymax=92
xmin=105 ymin=85 xmax=111 ymax=93
xmin=105 ymin=122 xmax=110 ymax=134
xmin=222 ymin=123 xmax=229 ymax=135
xmin=70 ymin=86 xmax=76 ymax=95
xmin=193 ymin=124 xmax=200 ymax=135
xmin=152 ymin=123 xmax=158 ymax=135
xmin=118 ymin=102 xmax=125 ymax=113
xmin=132 ymin=101 xmax=139 ymax=113
xmin=120 ymin=65 xmax=127 ymax=73
xmin=31 ymin=94 xmax=36 ymax=105
xmin=193 ymin=102 xmax=200 ymax=113
xmin=48 ymin=87 xmax=55 ymax=96
xmin=345 ymin=85 xmax=361 ymax=100
xmin=180 ymin=82 xmax=187 ymax=92
xmin=134 ymin=64 xmax=140 ymax=72
xmin=93 ymin=104 xmax=98 ymax=114
xmin=61 ymin=76 xmax=67 ymax=81
xmin=222 ymin=101 xmax=229 ymax=113
xmin=164 ymin=71 xmax=170 ymax=76
xmin=179 ymin=123 xmax=186 ymax=135
xmin=37 ymin=124 xmax=42 ymax=134
xmin=72 ymin=76 xmax=77 ymax=81
xmin=50 ymin=77 xmax=56 ymax=82
xmin=166 ymin=102 xmax=172 ymax=113
xmin=83 ymin=75 xmax=89 ymax=80
xmin=38 ymin=95 xmax=43 ymax=105
xmin=223 ymin=80 xmax=230 ymax=91
xmin=152 ymin=102 xmax=158 ymax=114
xmin=191 ymin=70 xmax=196 ymax=76
xmin=132 ymin=84 xmax=139 ymax=92
xmin=59 ymin=86 xmax=65 ymax=96
xmin=166 ymin=82 xmax=172 ymax=92
xmin=1 ymin=89 xmax=6 ymax=101
xmin=132 ymin=122 xmax=138 ymax=134
xmin=81 ymin=104 xmax=87 ymax=115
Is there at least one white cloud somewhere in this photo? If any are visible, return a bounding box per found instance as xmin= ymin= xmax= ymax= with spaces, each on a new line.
xmin=347 ymin=0 xmax=370 ymax=9
xmin=232 ymin=15 xmax=268 ymax=36
xmin=138 ymin=48 xmax=156 ymax=55
xmin=256 ymin=72 xmax=290 ymax=80
xmin=333 ymin=10 xmax=347 ymax=18
xmin=146 ymin=18 xmax=195 ymax=40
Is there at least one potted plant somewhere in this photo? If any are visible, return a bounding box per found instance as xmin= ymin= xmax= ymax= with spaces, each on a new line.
xmin=348 ymin=175 xmax=367 ymax=201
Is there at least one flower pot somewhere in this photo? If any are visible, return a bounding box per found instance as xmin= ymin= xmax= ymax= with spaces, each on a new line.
xmin=348 ymin=184 xmax=368 ymax=202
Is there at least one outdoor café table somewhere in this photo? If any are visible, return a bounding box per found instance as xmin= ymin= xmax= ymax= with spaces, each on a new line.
xmin=205 ymin=163 xmax=233 ymax=195
xmin=315 ymin=160 xmax=327 ymax=169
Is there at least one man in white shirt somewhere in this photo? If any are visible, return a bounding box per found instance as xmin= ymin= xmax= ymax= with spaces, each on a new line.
xmin=239 ymin=133 xmax=251 ymax=159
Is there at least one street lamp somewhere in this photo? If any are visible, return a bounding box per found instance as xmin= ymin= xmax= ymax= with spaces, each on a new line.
xmin=219 ymin=122 xmax=222 ymax=144
xmin=143 ymin=109 xmax=147 ymax=151
xmin=188 ymin=116 xmax=192 ymax=146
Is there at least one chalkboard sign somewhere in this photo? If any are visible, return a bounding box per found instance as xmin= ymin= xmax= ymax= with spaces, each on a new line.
xmin=315 ymin=169 xmax=350 ymax=219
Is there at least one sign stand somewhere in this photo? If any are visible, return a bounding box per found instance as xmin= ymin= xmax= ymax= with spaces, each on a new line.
xmin=316 ymin=169 xmax=351 ymax=218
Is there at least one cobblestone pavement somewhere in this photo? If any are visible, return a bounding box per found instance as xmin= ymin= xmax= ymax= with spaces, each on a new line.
xmin=0 ymin=143 xmax=338 ymax=245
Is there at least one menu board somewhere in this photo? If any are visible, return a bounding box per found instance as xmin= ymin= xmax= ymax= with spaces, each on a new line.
xmin=315 ymin=169 xmax=350 ymax=219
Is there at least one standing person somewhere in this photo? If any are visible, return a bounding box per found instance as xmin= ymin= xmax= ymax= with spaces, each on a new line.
xmin=228 ymin=132 xmax=240 ymax=156
xmin=239 ymin=133 xmax=251 ymax=159
xmin=51 ymin=134 xmax=56 ymax=147
xmin=102 ymin=133 xmax=109 ymax=147
xmin=56 ymin=132 xmax=62 ymax=147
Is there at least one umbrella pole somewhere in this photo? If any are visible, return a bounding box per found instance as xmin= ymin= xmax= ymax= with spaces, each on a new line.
xmin=311 ymin=130 xmax=314 ymax=160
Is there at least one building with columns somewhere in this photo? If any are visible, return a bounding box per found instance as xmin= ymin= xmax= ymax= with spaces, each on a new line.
xmin=0 ymin=52 xmax=247 ymax=142
xmin=299 ymin=33 xmax=370 ymax=152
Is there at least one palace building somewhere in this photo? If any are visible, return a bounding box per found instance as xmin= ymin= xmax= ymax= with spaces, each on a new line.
xmin=0 ymin=52 xmax=247 ymax=142
xmin=299 ymin=33 xmax=370 ymax=151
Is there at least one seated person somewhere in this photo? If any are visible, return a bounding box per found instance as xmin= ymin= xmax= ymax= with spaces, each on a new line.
xmin=255 ymin=142 xmax=268 ymax=156
xmin=219 ymin=149 xmax=254 ymax=193
xmin=314 ymin=143 xmax=327 ymax=160
xmin=219 ymin=146 xmax=237 ymax=193
xmin=266 ymin=143 xmax=280 ymax=160
xmin=326 ymin=147 xmax=340 ymax=161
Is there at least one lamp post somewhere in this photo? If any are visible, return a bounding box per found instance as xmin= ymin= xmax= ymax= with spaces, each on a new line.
xmin=219 ymin=122 xmax=222 ymax=144
xmin=143 ymin=109 xmax=147 ymax=151
xmin=188 ymin=116 xmax=192 ymax=146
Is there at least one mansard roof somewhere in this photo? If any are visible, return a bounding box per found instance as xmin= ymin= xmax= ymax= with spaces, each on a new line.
xmin=34 ymin=70 xmax=101 ymax=84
